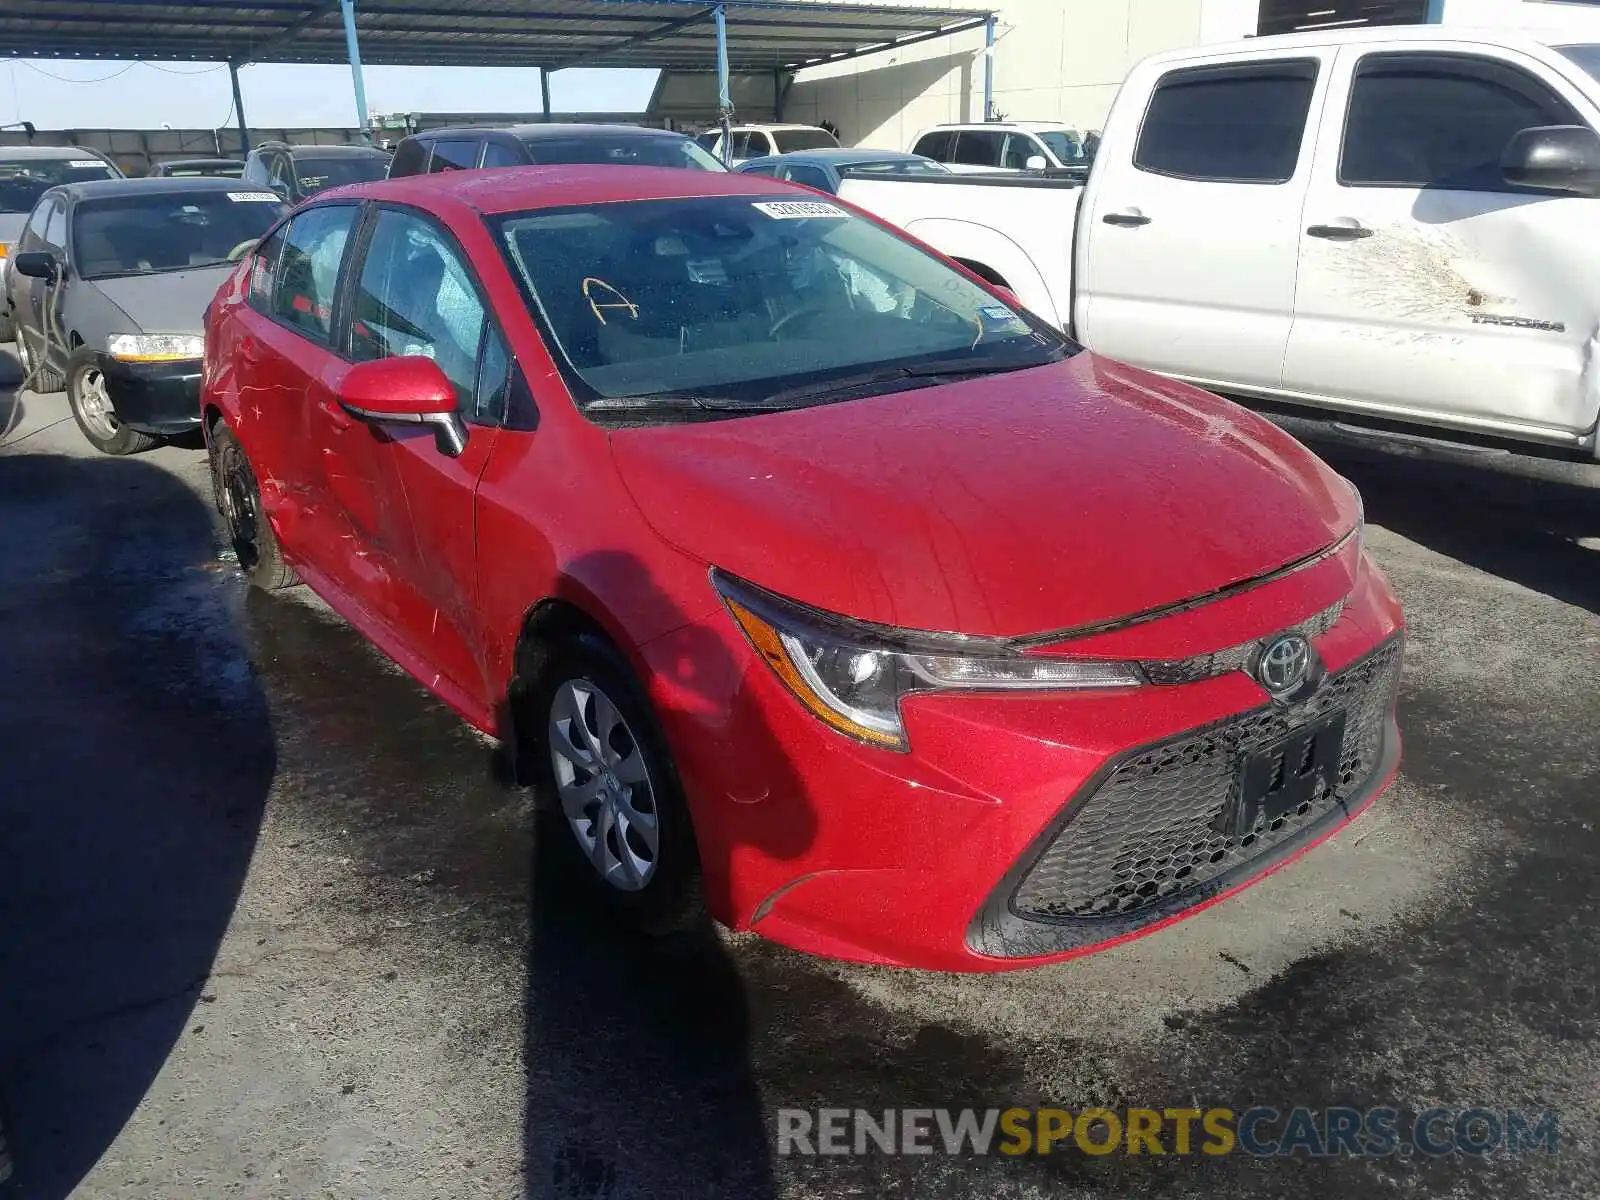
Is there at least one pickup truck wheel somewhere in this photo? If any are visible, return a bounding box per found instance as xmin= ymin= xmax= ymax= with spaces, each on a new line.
xmin=67 ymin=349 xmax=156 ymax=455
xmin=529 ymin=632 xmax=706 ymax=937
xmin=212 ymin=423 xmax=299 ymax=591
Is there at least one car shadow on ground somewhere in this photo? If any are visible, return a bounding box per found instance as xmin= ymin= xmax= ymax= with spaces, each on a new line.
xmin=1293 ymin=433 xmax=1600 ymax=616
xmin=0 ymin=451 xmax=274 ymax=1198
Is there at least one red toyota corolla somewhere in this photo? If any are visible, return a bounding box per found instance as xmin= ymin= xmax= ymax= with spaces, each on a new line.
xmin=202 ymin=167 xmax=1403 ymax=971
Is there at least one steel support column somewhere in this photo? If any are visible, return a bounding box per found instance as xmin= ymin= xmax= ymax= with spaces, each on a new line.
xmin=715 ymin=3 xmax=732 ymax=165
xmin=983 ymin=15 xmax=995 ymax=121
xmin=541 ymin=67 xmax=553 ymax=121
xmin=228 ymin=59 xmax=250 ymax=156
xmin=339 ymin=0 xmax=371 ymax=140
xmin=773 ymin=66 xmax=784 ymax=121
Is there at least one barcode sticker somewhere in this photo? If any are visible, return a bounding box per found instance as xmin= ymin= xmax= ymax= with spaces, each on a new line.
xmin=69 ymin=159 xmax=103 ymax=168
xmin=751 ymin=200 xmax=848 ymax=220
xmin=227 ymin=191 xmax=282 ymax=202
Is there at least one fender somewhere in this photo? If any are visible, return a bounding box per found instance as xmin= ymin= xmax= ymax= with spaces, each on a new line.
xmin=901 ymin=217 xmax=1063 ymax=327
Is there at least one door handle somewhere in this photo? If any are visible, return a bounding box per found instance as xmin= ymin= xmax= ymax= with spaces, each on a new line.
xmin=1102 ymin=209 xmax=1151 ymax=228
xmin=1306 ymin=220 xmax=1373 ymax=241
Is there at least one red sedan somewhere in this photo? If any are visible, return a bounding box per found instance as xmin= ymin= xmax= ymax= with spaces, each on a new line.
xmin=202 ymin=167 xmax=1403 ymax=971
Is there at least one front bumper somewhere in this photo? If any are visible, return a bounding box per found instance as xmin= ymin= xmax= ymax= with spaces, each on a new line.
xmin=640 ymin=542 xmax=1405 ymax=972
xmin=101 ymin=355 xmax=202 ymax=436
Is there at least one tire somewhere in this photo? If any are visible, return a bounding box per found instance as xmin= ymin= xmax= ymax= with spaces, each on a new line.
xmin=0 ymin=309 xmax=13 ymax=344
xmin=527 ymin=632 xmax=705 ymax=936
xmin=17 ymin=329 xmax=63 ymax=394
xmin=211 ymin=422 xmax=299 ymax=591
xmin=66 ymin=348 xmax=156 ymax=455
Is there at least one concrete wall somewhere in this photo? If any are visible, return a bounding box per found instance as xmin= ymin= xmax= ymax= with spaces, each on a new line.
xmin=784 ymin=0 xmax=1260 ymax=151
xmin=1435 ymin=0 xmax=1600 ymax=35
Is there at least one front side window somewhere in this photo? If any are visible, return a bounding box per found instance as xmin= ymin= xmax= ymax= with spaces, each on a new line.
xmin=495 ymin=195 xmax=1069 ymax=418
xmin=1135 ymin=58 xmax=1318 ymax=183
xmin=1559 ymin=44 xmax=1600 ymax=83
xmin=1341 ymin=53 xmax=1580 ymax=190
xmin=1001 ymin=134 xmax=1043 ymax=169
xmin=1035 ymin=130 xmax=1087 ymax=164
xmin=481 ymin=141 xmax=523 ymax=169
xmin=73 ymin=189 xmax=287 ymax=278
xmin=271 ymin=204 xmax=358 ymax=341
xmin=387 ymin=138 xmax=430 ymax=177
xmin=19 ymin=196 xmax=54 ymax=249
xmin=428 ymin=140 xmax=480 ymax=173
xmin=42 ymin=200 xmax=68 ymax=251
xmin=349 ymin=209 xmax=486 ymax=405
xmin=782 ymin=164 xmax=835 ymax=192
xmin=0 ymin=156 xmax=118 ymax=215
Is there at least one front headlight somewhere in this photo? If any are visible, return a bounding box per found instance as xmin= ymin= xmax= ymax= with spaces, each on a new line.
xmin=713 ymin=570 xmax=1142 ymax=750
xmin=106 ymin=333 xmax=205 ymax=363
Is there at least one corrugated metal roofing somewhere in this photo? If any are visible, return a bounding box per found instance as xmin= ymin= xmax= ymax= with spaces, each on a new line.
xmin=1 ymin=0 xmax=991 ymax=73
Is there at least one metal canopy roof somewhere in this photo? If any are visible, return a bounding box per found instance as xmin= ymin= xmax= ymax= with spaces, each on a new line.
xmin=1 ymin=0 xmax=992 ymax=73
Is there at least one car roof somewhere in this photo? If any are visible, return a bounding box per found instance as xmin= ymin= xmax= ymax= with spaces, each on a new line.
xmin=55 ymin=176 xmax=261 ymax=202
xmin=1171 ymin=24 xmax=1582 ymax=61
xmin=0 ymin=144 xmax=113 ymax=161
xmin=416 ymin=123 xmax=687 ymax=141
xmin=275 ymin=143 xmax=388 ymax=157
xmin=318 ymin=163 xmax=801 ymax=215
xmin=923 ymin=122 xmax=1073 ymax=133
xmin=734 ymin=124 xmax=828 ymax=132
xmin=740 ymin=148 xmax=927 ymax=167
xmin=158 ymin=157 xmax=243 ymax=167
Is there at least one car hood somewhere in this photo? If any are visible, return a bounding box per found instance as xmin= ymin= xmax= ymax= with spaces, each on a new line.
xmin=88 ymin=265 xmax=232 ymax=335
xmin=609 ymin=352 xmax=1359 ymax=638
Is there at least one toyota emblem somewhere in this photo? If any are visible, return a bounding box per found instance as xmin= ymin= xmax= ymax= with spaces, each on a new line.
xmin=1256 ymin=633 xmax=1312 ymax=695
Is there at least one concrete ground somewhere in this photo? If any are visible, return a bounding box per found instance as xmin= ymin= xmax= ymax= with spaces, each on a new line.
xmin=0 ymin=358 xmax=1596 ymax=1199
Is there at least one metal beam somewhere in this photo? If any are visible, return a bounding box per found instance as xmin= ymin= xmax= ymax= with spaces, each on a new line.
xmin=790 ymin=14 xmax=990 ymax=71
xmin=339 ymin=0 xmax=371 ymax=139
xmin=228 ymin=59 xmax=250 ymax=157
xmin=715 ymin=4 xmax=732 ymax=166
xmin=541 ymin=68 xmax=553 ymax=122
xmin=549 ymin=4 xmax=718 ymax=71
xmin=236 ymin=0 xmax=341 ymax=67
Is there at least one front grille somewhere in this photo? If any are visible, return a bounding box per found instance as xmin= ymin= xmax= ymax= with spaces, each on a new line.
xmin=1139 ymin=597 xmax=1345 ymax=686
xmin=1011 ymin=636 xmax=1402 ymax=922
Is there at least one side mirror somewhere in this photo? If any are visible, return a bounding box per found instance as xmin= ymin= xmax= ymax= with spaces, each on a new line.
xmin=1501 ymin=125 xmax=1600 ymax=196
xmin=338 ymin=356 xmax=468 ymax=458
xmin=12 ymin=250 xmax=61 ymax=282
xmin=1023 ymin=154 xmax=1048 ymax=171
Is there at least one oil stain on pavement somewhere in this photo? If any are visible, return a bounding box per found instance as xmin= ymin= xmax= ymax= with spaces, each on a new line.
xmin=0 ymin=411 xmax=1596 ymax=1198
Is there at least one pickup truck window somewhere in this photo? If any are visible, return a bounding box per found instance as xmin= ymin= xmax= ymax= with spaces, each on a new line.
xmin=428 ymin=139 xmax=480 ymax=173
xmin=1557 ymin=44 xmax=1600 ymax=82
xmin=952 ymin=130 xmax=1004 ymax=168
xmin=912 ymin=131 xmax=954 ymax=160
xmin=1340 ymin=53 xmax=1580 ymax=191
xmin=1135 ymin=58 xmax=1318 ymax=184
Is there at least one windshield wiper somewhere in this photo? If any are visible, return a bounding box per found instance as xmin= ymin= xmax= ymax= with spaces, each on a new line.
xmin=760 ymin=352 xmax=1058 ymax=408
xmin=585 ymin=393 xmax=789 ymax=415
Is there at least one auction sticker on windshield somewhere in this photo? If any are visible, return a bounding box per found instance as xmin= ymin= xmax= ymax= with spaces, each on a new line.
xmin=227 ymin=192 xmax=283 ymax=202
xmin=69 ymin=159 xmax=105 ymax=168
xmin=752 ymin=201 xmax=848 ymax=220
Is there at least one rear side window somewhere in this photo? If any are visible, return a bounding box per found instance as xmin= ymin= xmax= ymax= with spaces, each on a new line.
xmin=912 ymin=130 xmax=954 ymax=160
xmin=271 ymin=205 xmax=358 ymax=343
xmin=740 ymin=162 xmax=778 ymax=176
xmin=481 ymin=140 xmax=523 ymax=169
xmin=387 ymin=138 xmax=429 ymax=178
xmin=951 ymin=131 xmax=1004 ymax=167
xmin=772 ymin=128 xmax=839 ymax=152
xmin=1135 ymin=58 xmax=1318 ymax=183
xmin=1341 ymin=53 xmax=1579 ymax=190
xmin=429 ymin=140 xmax=480 ymax=173
xmin=783 ymin=163 xmax=834 ymax=192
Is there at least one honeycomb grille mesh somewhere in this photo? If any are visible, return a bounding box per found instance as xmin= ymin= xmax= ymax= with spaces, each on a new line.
xmin=1012 ymin=637 xmax=1402 ymax=921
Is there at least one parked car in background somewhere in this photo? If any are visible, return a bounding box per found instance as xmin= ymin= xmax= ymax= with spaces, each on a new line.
xmin=201 ymin=166 xmax=1401 ymax=971
xmin=735 ymin=148 xmax=948 ymax=193
xmin=841 ymin=25 xmax=1600 ymax=463
xmin=699 ymin=123 xmax=839 ymax=165
xmin=6 ymin=177 xmax=287 ymax=453
xmin=148 ymin=157 xmax=245 ymax=179
xmin=241 ymin=141 xmax=390 ymax=204
xmin=909 ymin=122 xmax=1092 ymax=173
xmin=386 ymin=123 xmax=725 ymax=176
xmin=0 ymin=145 xmax=122 ymax=340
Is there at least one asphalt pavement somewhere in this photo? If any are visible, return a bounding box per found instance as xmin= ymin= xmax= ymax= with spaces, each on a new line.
xmin=0 ymin=359 xmax=1596 ymax=1199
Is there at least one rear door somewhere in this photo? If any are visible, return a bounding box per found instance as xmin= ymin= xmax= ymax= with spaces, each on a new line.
xmin=1283 ymin=44 xmax=1600 ymax=442
xmin=341 ymin=204 xmax=506 ymax=703
xmin=1076 ymin=51 xmax=1332 ymax=392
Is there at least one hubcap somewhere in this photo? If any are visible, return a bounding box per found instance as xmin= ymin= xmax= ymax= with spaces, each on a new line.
xmin=549 ymin=678 xmax=659 ymax=891
xmin=76 ymin=366 xmax=119 ymax=438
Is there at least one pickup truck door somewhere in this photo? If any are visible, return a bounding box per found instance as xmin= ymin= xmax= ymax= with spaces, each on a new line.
xmin=1283 ymin=44 xmax=1600 ymax=445
xmin=1076 ymin=51 xmax=1333 ymax=392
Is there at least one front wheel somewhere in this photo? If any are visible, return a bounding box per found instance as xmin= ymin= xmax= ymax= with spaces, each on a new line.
xmin=211 ymin=422 xmax=299 ymax=591
xmin=529 ymin=633 xmax=705 ymax=936
xmin=67 ymin=349 xmax=155 ymax=455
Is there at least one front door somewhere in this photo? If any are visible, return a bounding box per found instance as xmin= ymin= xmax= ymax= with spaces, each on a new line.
xmin=341 ymin=206 xmax=506 ymax=707
xmin=14 ymin=197 xmax=66 ymax=367
xmin=1283 ymin=45 xmax=1600 ymax=443
xmin=1076 ymin=52 xmax=1331 ymax=393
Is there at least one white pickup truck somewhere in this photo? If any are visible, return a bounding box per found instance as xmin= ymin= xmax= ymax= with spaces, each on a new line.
xmin=839 ymin=25 xmax=1600 ymax=460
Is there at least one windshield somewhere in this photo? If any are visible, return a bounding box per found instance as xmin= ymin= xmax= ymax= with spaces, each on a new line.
xmin=0 ymin=157 xmax=118 ymax=214
xmin=1559 ymin=44 xmax=1600 ymax=82
xmin=1034 ymin=131 xmax=1087 ymax=164
xmin=517 ymin=133 xmax=726 ymax=171
xmin=294 ymin=154 xmax=389 ymax=195
xmin=772 ymin=128 xmax=840 ymax=153
xmin=73 ymin=189 xmax=288 ymax=279
xmin=495 ymin=195 xmax=1069 ymax=415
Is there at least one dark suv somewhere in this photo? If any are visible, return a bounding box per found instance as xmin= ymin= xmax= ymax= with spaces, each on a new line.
xmin=386 ymin=124 xmax=725 ymax=177
xmin=241 ymin=141 xmax=390 ymax=204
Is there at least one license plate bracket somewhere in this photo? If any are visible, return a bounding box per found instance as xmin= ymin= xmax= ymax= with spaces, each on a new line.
xmin=1227 ymin=712 xmax=1347 ymax=839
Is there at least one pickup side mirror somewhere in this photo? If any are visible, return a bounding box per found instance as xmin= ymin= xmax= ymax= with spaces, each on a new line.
xmin=1023 ymin=154 xmax=1048 ymax=171
xmin=1501 ymin=125 xmax=1600 ymax=196
xmin=338 ymin=356 xmax=468 ymax=458
xmin=12 ymin=250 xmax=61 ymax=282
